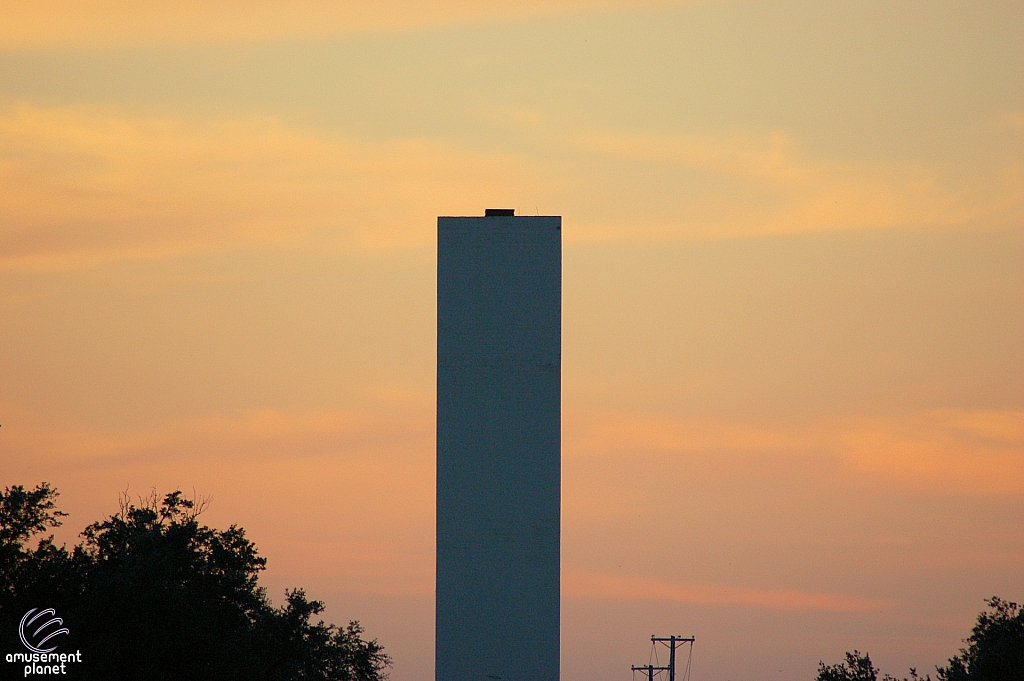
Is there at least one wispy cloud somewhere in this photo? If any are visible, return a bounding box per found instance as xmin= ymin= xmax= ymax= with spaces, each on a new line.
xmin=0 ymin=0 xmax=681 ymax=49
xmin=0 ymin=400 xmax=433 ymax=469
xmin=0 ymin=103 xmax=544 ymax=269
xmin=6 ymin=401 xmax=1021 ymax=605
xmin=565 ymin=408 xmax=1024 ymax=497
xmin=1 ymin=401 xmax=436 ymax=596
xmin=570 ymin=130 xmax=1024 ymax=242
xmin=4 ymin=104 xmax=1019 ymax=270
xmin=835 ymin=409 xmax=1024 ymax=496
xmin=564 ymin=572 xmax=892 ymax=612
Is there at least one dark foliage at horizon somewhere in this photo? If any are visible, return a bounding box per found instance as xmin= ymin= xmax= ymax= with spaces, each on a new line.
xmin=937 ymin=597 xmax=1024 ymax=681
xmin=0 ymin=483 xmax=391 ymax=681
xmin=818 ymin=598 xmax=1024 ymax=681
xmin=817 ymin=650 xmax=930 ymax=681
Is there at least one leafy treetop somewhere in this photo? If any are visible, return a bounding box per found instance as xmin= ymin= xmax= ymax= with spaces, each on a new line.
xmin=818 ymin=598 xmax=1024 ymax=681
xmin=0 ymin=483 xmax=390 ymax=681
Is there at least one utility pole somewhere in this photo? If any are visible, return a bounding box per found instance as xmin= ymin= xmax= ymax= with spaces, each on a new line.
xmin=650 ymin=636 xmax=695 ymax=681
xmin=631 ymin=664 xmax=670 ymax=681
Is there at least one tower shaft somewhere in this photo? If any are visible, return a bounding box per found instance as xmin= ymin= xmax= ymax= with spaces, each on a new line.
xmin=436 ymin=214 xmax=561 ymax=681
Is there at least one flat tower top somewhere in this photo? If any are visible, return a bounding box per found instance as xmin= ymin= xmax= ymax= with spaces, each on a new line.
xmin=484 ymin=208 xmax=515 ymax=217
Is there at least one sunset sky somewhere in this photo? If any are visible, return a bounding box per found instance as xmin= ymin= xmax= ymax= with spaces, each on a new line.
xmin=1 ymin=1 xmax=1022 ymax=679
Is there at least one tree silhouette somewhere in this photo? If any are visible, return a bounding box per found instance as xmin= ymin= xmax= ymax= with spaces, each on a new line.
xmin=816 ymin=651 xmax=930 ymax=681
xmin=936 ymin=597 xmax=1024 ymax=681
xmin=818 ymin=598 xmax=1024 ymax=681
xmin=817 ymin=651 xmax=884 ymax=681
xmin=0 ymin=483 xmax=390 ymax=681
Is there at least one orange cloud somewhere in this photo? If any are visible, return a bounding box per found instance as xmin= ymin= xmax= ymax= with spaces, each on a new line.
xmin=564 ymin=572 xmax=892 ymax=612
xmin=4 ymin=103 xmax=1019 ymax=270
xmin=570 ymin=131 xmax=1024 ymax=242
xmin=1 ymin=401 xmax=436 ymax=597
xmin=6 ymin=403 xmax=1020 ymax=605
xmin=835 ymin=409 xmax=1024 ymax=496
xmin=0 ymin=103 xmax=545 ymax=269
xmin=1 ymin=402 xmax=433 ymax=468
xmin=0 ymin=0 xmax=680 ymax=49
xmin=566 ymin=411 xmax=815 ymax=457
xmin=564 ymin=408 xmax=1024 ymax=497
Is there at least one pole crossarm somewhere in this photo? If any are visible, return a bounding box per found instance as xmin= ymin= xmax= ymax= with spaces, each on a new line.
xmin=631 ymin=635 xmax=696 ymax=681
xmin=647 ymin=635 xmax=695 ymax=681
xmin=631 ymin=664 xmax=671 ymax=681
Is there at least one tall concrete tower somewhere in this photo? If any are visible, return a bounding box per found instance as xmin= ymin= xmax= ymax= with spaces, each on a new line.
xmin=436 ymin=209 xmax=561 ymax=681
